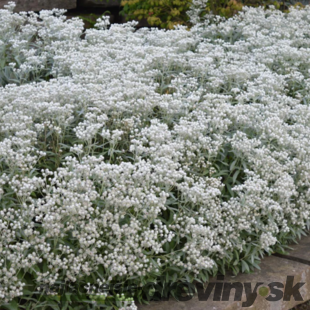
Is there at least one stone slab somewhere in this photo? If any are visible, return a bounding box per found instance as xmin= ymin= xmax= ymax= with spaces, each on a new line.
xmin=284 ymin=235 xmax=310 ymax=262
xmin=137 ymin=255 xmax=310 ymax=310
xmin=0 ymin=0 xmax=76 ymax=12
xmin=77 ymin=0 xmax=120 ymax=8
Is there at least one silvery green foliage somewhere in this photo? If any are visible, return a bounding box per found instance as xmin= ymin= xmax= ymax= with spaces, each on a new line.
xmin=0 ymin=2 xmax=83 ymax=86
xmin=1 ymin=2 xmax=310 ymax=308
xmin=187 ymin=0 xmax=210 ymax=24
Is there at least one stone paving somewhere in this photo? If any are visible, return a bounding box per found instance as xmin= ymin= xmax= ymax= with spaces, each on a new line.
xmin=0 ymin=0 xmax=76 ymax=11
xmin=78 ymin=0 xmax=120 ymax=8
xmin=138 ymin=235 xmax=310 ymax=310
xmin=0 ymin=0 xmax=122 ymax=11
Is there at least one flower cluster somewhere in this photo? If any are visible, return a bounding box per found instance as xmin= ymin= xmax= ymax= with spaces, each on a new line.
xmin=187 ymin=0 xmax=210 ymax=24
xmin=1 ymin=2 xmax=310 ymax=308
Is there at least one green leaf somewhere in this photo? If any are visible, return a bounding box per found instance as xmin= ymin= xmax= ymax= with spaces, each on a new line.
xmin=1 ymin=300 xmax=19 ymax=310
xmin=241 ymin=260 xmax=249 ymax=273
xmin=232 ymin=169 xmax=240 ymax=184
xmin=213 ymin=170 xmax=229 ymax=177
xmin=226 ymin=183 xmax=233 ymax=197
xmin=230 ymin=159 xmax=237 ymax=171
xmin=61 ymin=301 xmax=69 ymax=310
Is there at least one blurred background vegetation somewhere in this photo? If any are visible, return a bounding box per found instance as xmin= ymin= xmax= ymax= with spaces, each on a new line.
xmin=119 ymin=0 xmax=308 ymax=29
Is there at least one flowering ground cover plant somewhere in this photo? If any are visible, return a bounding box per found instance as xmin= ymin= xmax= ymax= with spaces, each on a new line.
xmin=1 ymin=1 xmax=310 ymax=309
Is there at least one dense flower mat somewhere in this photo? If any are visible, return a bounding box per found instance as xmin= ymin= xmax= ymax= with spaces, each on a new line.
xmin=1 ymin=1 xmax=310 ymax=309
